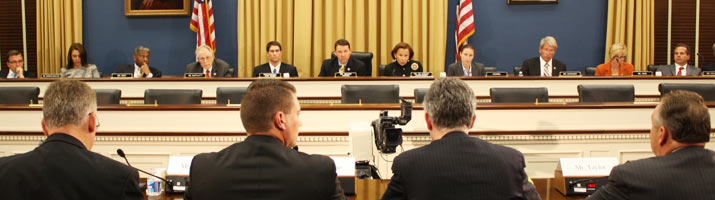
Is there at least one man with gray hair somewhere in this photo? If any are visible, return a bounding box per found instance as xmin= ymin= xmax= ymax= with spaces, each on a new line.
xmin=520 ymin=36 xmax=567 ymax=76
xmin=185 ymin=45 xmax=233 ymax=77
xmin=702 ymin=42 xmax=715 ymax=72
xmin=587 ymin=90 xmax=715 ymax=200
xmin=115 ymin=45 xmax=162 ymax=78
xmin=0 ymin=80 xmax=143 ymax=199
xmin=382 ymin=77 xmax=540 ymax=200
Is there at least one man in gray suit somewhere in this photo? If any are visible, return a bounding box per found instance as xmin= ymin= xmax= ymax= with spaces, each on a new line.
xmin=446 ymin=44 xmax=486 ymax=76
xmin=185 ymin=45 xmax=232 ymax=77
xmin=656 ymin=43 xmax=701 ymax=76
xmin=587 ymin=90 xmax=715 ymax=200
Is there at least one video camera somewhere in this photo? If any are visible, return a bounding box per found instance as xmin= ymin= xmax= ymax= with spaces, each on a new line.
xmin=371 ymin=98 xmax=412 ymax=153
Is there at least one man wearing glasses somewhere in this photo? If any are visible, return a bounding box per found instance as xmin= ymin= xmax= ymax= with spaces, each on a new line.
xmin=185 ymin=45 xmax=233 ymax=77
xmin=0 ymin=50 xmax=36 ymax=78
xmin=0 ymin=80 xmax=143 ymax=199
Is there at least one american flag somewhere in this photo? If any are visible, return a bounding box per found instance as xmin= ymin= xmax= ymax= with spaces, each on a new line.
xmin=190 ymin=0 xmax=215 ymax=50
xmin=455 ymin=0 xmax=475 ymax=61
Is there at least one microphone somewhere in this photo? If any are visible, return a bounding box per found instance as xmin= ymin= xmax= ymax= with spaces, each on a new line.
xmin=117 ymin=149 xmax=173 ymax=188
xmin=697 ymin=52 xmax=705 ymax=67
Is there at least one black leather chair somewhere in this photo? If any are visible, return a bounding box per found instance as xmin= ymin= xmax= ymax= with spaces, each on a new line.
xmin=658 ymin=83 xmax=715 ymax=101
xmin=578 ymin=84 xmax=635 ymax=102
xmin=144 ymin=89 xmax=202 ymax=104
xmin=0 ymin=87 xmax=39 ymax=104
xmin=585 ymin=67 xmax=597 ymax=76
xmin=414 ymin=88 xmax=428 ymax=103
xmin=332 ymin=52 xmax=374 ymax=76
xmin=485 ymin=67 xmax=497 ymax=73
xmin=341 ymin=84 xmax=399 ymax=103
xmin=378 ymin=65 xmax=387 ymax=76
xmin=216 ymin=87 xmax=247 ymax=104
xmin=228 ymin=68 xmax=236 ymax=77
xmin=513 ymin=66 xmax=522 ymax=75
xmin=490 ymin=87 xmax=548 ymax=103
xmin=94 ymin=89 xmax=121 ymax=105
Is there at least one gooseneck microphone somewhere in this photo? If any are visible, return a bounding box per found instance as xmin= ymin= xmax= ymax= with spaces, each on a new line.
xmin=117 ymin=149 xmax=173 ymax=188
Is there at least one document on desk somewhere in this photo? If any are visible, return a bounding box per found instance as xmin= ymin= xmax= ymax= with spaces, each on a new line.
xmin=331 ymin=157 xmax=356 ymax=176
xmin=167 ymin=156 xmax=194 ymax=175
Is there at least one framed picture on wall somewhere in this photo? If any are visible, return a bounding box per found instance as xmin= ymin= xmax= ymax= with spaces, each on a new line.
xmin=124 ymin=0 xmax=191 ymax=17
xmin=507 ymin=0 xmax=558 ymax=5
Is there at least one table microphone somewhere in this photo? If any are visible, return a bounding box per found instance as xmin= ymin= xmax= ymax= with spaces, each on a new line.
xmin=116 ymin=149 xmax=173 ymax=188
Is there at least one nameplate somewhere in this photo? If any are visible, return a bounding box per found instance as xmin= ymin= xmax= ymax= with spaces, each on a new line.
xmin=184 ymin=73 xmax=206 ymax=78
xmin=702 ymin=71 xmax=715 ymax=77
xmin=486 ymin=71 xmax=508 ymax=77
xmin=559 ymin=157 xmax=618 ymax=177
xmin=334 ymin=72 xmax=357 ymax=77
xmin=410 ymin=72 xmax=433 ymax=77
xmin=41 ymin=74 xmax=61 ymax=78
xmin=258 ymin=73 xmax=280 ymax=78
xmin=166 ymin=156 xmax=193 ymax=176
xmin=330 ymin=157 xmax=356 ymax=176
xmin=110 ymin=73 xmax=133 ymax=79
xmin=559 ymin=71 xmax=582 ymax=77
xmin=632 ymin=71 xmax=653 ymax=76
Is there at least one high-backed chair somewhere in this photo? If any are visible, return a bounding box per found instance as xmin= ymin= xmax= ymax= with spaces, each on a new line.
xmin=414 ymin=88 xmax=428 ymax=103
xmin=378 ymin=65 xmax=387 ymax=76
xmin=94 ymin=89 xmax=121 ymax=105
xmin=144 ymin=89 xmax=202 ymax=104
xmin=585 ymin=67 xmax=597 ymax=76
xmin=658 ymin=83 xmax=715 ymax=101
xmin=647 ymin=65 xmax=657 ymax=73
xmin=0 ymin=87 xmax=40 ymax=104
xmin=513 ymin=66 xmax=522 ymax=75
xmin=332 ymin=52 xmax=374 ymax=76
xmin=490 ymin=87 xmax=548 ymax=103
xmin=485 ymin=67 xmax=497 ymax=73
xmin=216 ymin=87 xmax=247 ymax=104
xmin=578 ymin=84 xmax=635 ymax=102
xmin=341 ymin=84 xmax=399 ymax=103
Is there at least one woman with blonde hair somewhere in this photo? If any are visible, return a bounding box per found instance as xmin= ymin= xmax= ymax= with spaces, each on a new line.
xmin=595 ymin=43 xmax=634 ymax=76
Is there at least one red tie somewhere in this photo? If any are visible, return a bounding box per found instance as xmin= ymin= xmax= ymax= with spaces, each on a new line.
xmin=676 ymin=67 xmax=684 ymax=76
xmin=205 ymin=70 xmax=210 ymax=78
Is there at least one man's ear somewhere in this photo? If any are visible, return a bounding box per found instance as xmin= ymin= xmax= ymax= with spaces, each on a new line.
xmin=41 ymin=119 xmax=49 ymax=136
xmin=274 ymin=111 xmax=286 ymax=131
xmin=87 ymin=112 xmax=97 ymax=133
xmin=658 ymin=126 xmax=669 ymax=146
xmin=469 ymin=114 xmax=476 ymax=129
xmin=425 ymin=113 xmax=433 ymax=131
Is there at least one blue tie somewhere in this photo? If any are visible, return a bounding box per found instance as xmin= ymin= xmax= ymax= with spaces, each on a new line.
xmin=273 ymin=68 xmax=277 ymax=74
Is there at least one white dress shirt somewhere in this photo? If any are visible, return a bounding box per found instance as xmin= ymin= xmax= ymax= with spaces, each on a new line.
xmin=134 ymin=64 xmax=153 ymax=78
xmin=675 ymin=63 xmax=687 ymax=76
xmin=270 ymin=62 xmax=281 ymax=74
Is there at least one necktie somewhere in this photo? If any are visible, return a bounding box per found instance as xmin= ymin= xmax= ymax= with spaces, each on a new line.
xmin=205 ymin=70 xmax=210 ymax=78
xmin=273 ymin=68 xmax=277 ymax=74
xmin=543 ymin=63 xmax=550 ymax=77
xmin=339 ymin=64 xmax=345 ymax=74
xmin=677 ymin=67 xmax=684 ymax=76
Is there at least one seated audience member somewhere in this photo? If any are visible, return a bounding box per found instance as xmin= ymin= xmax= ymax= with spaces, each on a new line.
xmin=252 ymin=41 xmax=299 ymax=77
xmin=595 ymin=43 xmax=634 ymax=76
xmin=185 ymin=79 xmax=346 ymax=200
xmin=381 ymin=77 xmax=540 ymax=200
xmin=702 ymin=42 xmax=715 ymax=72
xmin=0 ymin=80 xmax=143 ymax=199
xmin=61 ymin=43 xmax=101 ymax=78
xmin=383 ymin=42 xmax=423 ymax=76
xmin=656 ymin=43 xmax=701 ymax=76
xmin=520 ymin=36 xmax=566 ymax=76
xmin=446 ymin=44 xmax=485 ymax=76
xmin=318 ymin=39 xmax=368 ymax=77
xmin=115 ymin=45 xmax=162 ymax=78
xmin=587 ymin=90 xmax=715 ymax=200
xmin=0 ymin=50 xmax=36 ymax=78
xmin=185 ymin=45 xmax=232 ymax=77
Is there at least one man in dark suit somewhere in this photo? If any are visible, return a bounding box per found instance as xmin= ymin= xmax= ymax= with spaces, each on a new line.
xmin=520 ymin=36 xmax=567 ymax=76
xmin=0 ymin=50 xmax=36 ymax=78
xmin=114 ymin=45 xmax=162 ymax=78
xmin=252 ymin=41 xmax=299 ymax=77
xmin=656 ymin=43 xmax=701 ymax=76
xmin=0 ymin=80 xmax=143 ymax=199
xmin=446 ymin=44 xmax=486 ymax=76
xmin=587 ymin=90 xmax=715 ymax=200
xmin=703 ymin=42 xmax=715 ymax=72
xmin=318 ymin=39 xmax=368 ymax=77
xmin=382 ymin=77 xmax=540 ymax=200
xmin=185 ymin=79 xmax=345 ymax=200
xmin=185 ymin=45 xmax=233 ymax=77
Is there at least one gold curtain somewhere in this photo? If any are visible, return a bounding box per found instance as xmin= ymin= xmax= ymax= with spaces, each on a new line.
xmin=36 ymin=0 xmax=83 ymax=75
xmin=604 ymin=0 xmax=654 ymax=70
xmin=238 ymin=0 xmax=448 ymax=77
